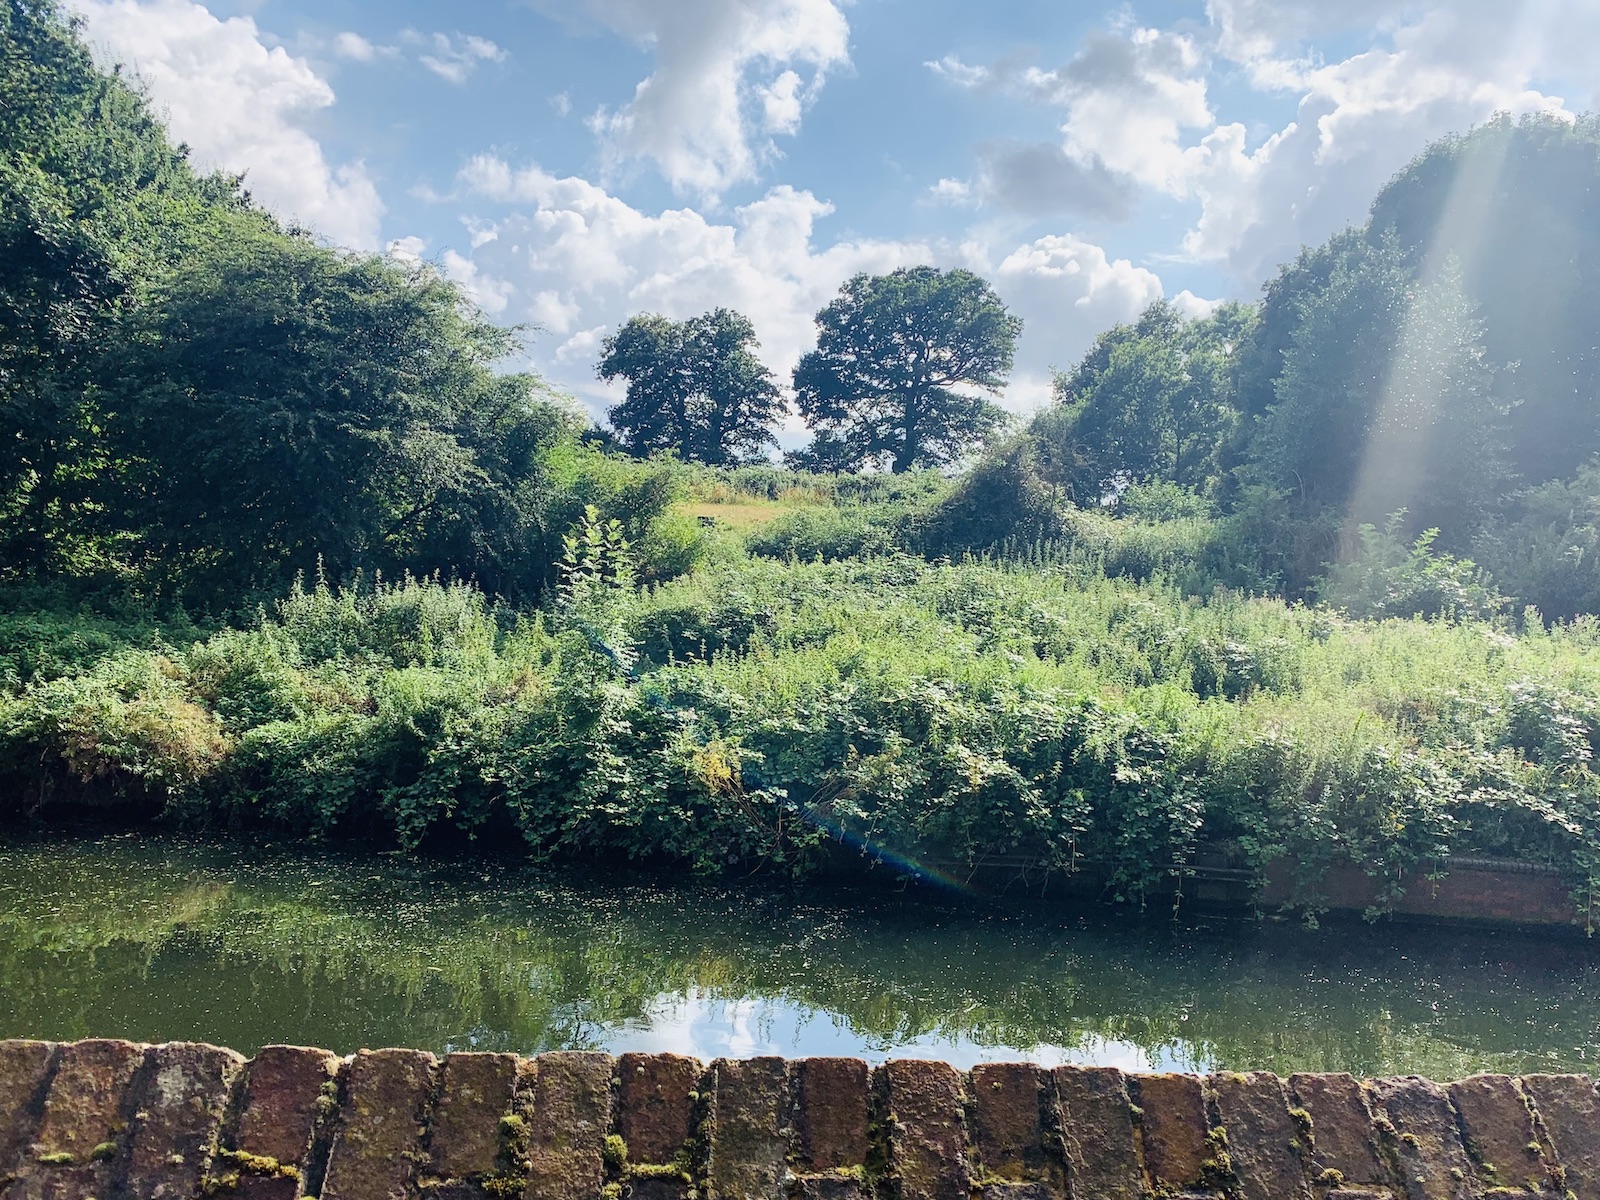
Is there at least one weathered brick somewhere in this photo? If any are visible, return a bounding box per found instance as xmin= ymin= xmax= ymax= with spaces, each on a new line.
xmin=321 ymin=1047 xmax=438 ymax=1200
xmin=522 ymin=1051 xmax=615 ymax=1200
xmin=1129 ymin=1072 xmax=1211 ymax=1192
xmin=426 ymin=1052 xmax=519 ymax=1183
xmin=212 ymin=1044 xmax=341 ymax=1200
xmin=617 ymin=1052 xmax=701 ymax=1166
xmin=1449 ymin=1074 xmax=1547 ymax=1191
xmin=1212 ymin=1071 xmax=1311 ymax=1200
xmin=792 ymin=1058 xmax=870 ymax=1173
xmin=788 ymin=1178 xmax=874 ymax=1200
xmin=1053 ymin=1065 xmax=1144 ymax=1200
xmin=1289 ymin=1073 xmax=1387 ymax=1188
xmin=1367 ymin=1078 xmax=1475 ymax=1200
xmin=233 ymin=1045 xmax=341 ymax=1163
xmin=705 ymin=1056 xmax=787 ymax=1200
xmin=0 ymin=1041 xmax=56 ymax=1172
xmin=1523 ymin=1075 xmax=1600 ymax=1200
xmin=881 ymin=1059 xmax=969 ymax=1200
xmin=970 ymin=1063 xmax=1055 ymax=1188
xmin=123 ymin=1042 xmax=244 ymax=1199
xmin=9 ymin=1037 xmax=144 ymax=1200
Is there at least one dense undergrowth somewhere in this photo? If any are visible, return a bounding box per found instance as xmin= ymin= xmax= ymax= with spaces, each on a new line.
xmin=8 ymin=530 xmax=1600 ymax=919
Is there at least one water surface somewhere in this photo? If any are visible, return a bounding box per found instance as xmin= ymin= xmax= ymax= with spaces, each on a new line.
xmin=2 ymin=835 xmax=1596 ymax=1077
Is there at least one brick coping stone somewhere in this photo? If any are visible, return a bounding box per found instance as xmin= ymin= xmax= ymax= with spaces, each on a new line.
xmin=1 ymin=1039 xmax=1594 ymax=1199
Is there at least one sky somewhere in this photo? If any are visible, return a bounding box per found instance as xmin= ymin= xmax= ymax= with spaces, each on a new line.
xmin=66 ymin=0 xmax=1600 ymax=440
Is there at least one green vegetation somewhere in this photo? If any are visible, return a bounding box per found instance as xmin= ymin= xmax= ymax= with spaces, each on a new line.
xmin=7 ymin=3 xmax=1600 ymax=919
xmin=599 ymin=308 xmax=784 ymax=465
xmin=790 ymin=266 xmax=1022 ymax=473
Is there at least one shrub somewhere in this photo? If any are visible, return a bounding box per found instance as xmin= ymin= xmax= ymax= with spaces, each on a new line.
xmin=1316 ymin=516 xmax=1508 ymax=620
xmin=745 ymin=506 xmax=903 ymax=562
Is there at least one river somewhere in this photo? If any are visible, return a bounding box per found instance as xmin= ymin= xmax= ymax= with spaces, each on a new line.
xmin=1 ymin=834 xmax=1594 ymax=1076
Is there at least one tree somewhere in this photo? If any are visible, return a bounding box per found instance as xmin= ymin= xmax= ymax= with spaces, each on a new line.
xmin=0 ymin=0 xmax=242 ymax=572
xmin=598 ymin=308 xmax=783 ymax=465
xmin=1054 ymin=300 xmax=1253 ymax=500
xmin=1248 ymin=238 xmax=1509 ymax=551
xmin=791 ymin=266 xmax=1021 ymax=473
xmin=93 ymin=215 xmax=573 ymax=598
xmin=1369 ymin=113 xmax=1600 ymax=484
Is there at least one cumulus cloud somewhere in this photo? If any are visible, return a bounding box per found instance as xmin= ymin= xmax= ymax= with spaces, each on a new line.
xmin=531 ymin=0 xmax=850 ymax=199
xmin=934 ymin=3 xmax=1592 ymax=285
xmin=407 ymin=31 xmax=508 ymax=84
xmin=963 ymin=140 xmax=1135 ymax=219
xmin=449 ymin=158 xmax=1167 ymax=431
xmin=1177 ymin=2 xmax=1580 ymax=280
xmin=331 ymin=31 xmax=392 ymax=62
xmin=1203 ymin=0 xmax=1405 ymax=73
xmin=70 ymin=0 xmax=383 ymax=248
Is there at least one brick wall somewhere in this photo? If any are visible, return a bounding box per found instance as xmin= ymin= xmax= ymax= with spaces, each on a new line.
xmin=4 ymin=1039 xmax=1599 ymax=1198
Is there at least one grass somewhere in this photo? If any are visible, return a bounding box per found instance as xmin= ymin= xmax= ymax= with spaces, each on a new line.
xmin=679 ymin=499 xmax=809 ymax=530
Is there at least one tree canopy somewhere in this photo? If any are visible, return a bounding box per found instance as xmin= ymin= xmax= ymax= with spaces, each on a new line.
xmin=94 ymin=218 xmax=574 ymax=596
xmin=1054 ymin=300 xmax=1254 ymax=500
xmin=791 ymin=267 xmax=1022 ymax=473
xmin=598 ymin=308 xmax=783 ymax=465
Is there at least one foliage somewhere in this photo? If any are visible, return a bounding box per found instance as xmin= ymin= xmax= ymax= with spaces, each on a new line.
xmin=598 ymin=309 xmax=783 ymax=465
xmin=1315 ymin=516 xmax=1508 ymax=621
xmin=14 ymin=10 xmax=1600 ymax=920
xmin=1247 ymin=242 xmax=1508 ymax=553
xmin=791 ymin=267 xmax=1022 ymax=473
xmin=1370 ymin=112 xmax=1600 ymax=485
xmin=1054 ymin=300 xmax=1253 ymax=498
xmin=10 ymin=560 xmax=1600 ymax=915
xmin=1472 ymin=472 xmax=1600 ymax=625
xmin=94 ymin=218 xmax=579 ymax=599
xmin=744 ymin=505 xmax=905 ymax=563
xmin=0 ymin=0 xmax=243 ymax=574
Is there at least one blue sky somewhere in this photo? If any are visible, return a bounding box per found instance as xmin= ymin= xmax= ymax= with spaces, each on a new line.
xmin=70 ymin=0 xmax=1600 ymax=434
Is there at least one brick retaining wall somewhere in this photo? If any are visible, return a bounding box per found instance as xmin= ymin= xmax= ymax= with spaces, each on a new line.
xmin=4 ymin=1040 xmax=1599 ymax=1199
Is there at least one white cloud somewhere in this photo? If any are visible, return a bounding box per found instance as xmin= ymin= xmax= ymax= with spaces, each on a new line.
xmin=411 ymin=31 xmax=508 ymax=85
xmin=1177 ymin=1 xmax=1581 ymax=281
xmin=1203 ymin=0 xmax=1406 ymax=73
xmin=331 ymin=31 xmax=386 ymax=62
xmin=70 ymin=0 xmax=384 ymax=249
xmin=935 ymin=3 xmax=1593 ymax=287
xmin=929 ymin=177 xmax=973 ymax=204
xmin=452 ymin=158 xmax=1169 ymax=432
xmin=386 ymin=234 xmax=427 ymax=263
xmin=539 ymin=0 xmax=850 ymax=199
xmin=440 ymin=250 xmax=515 ymax=316
xmin=1048 ymin=27 xmax=1214 ymax=193
xmin=759 ymin=69 xmax=805 ymax=135
xmin=925 ymin=54 xmax=991 ymax=89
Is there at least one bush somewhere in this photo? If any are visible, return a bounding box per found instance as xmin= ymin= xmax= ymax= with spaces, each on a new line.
xmin=1316 ymin=516 xmax=1508 ymax=620
xmin=7 ymin=558 xmax=1600 ymax=914
xmin=745 ymin=506 xmax=904 ymax=562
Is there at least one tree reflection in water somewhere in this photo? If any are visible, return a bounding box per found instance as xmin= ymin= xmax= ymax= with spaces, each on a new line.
xmin=1 ymin=834 xmax=1594 ymax=1079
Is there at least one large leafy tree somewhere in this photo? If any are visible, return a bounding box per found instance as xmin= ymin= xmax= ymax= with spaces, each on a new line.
xmin=93 ymin=217 xmax=572 ymax=598
xmin=598 ymin=308 xmax=782 ymax=465
xmin=791 ymin=267 xmax=1021 ymax=473
xmin=1054 ymin=300 xmax=1253 ymax=499
xmin=1248 ymin=238 xmax=1508 ymax=548
xmin=1369 ymin=112 xmax=1600 ymax=484
xmin=0 ymin=0 xmax=239 ymax=571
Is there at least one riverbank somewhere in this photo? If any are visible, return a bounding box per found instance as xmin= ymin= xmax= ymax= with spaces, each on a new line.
xmin=7 ymin=562 xmax=1600 ymax=930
